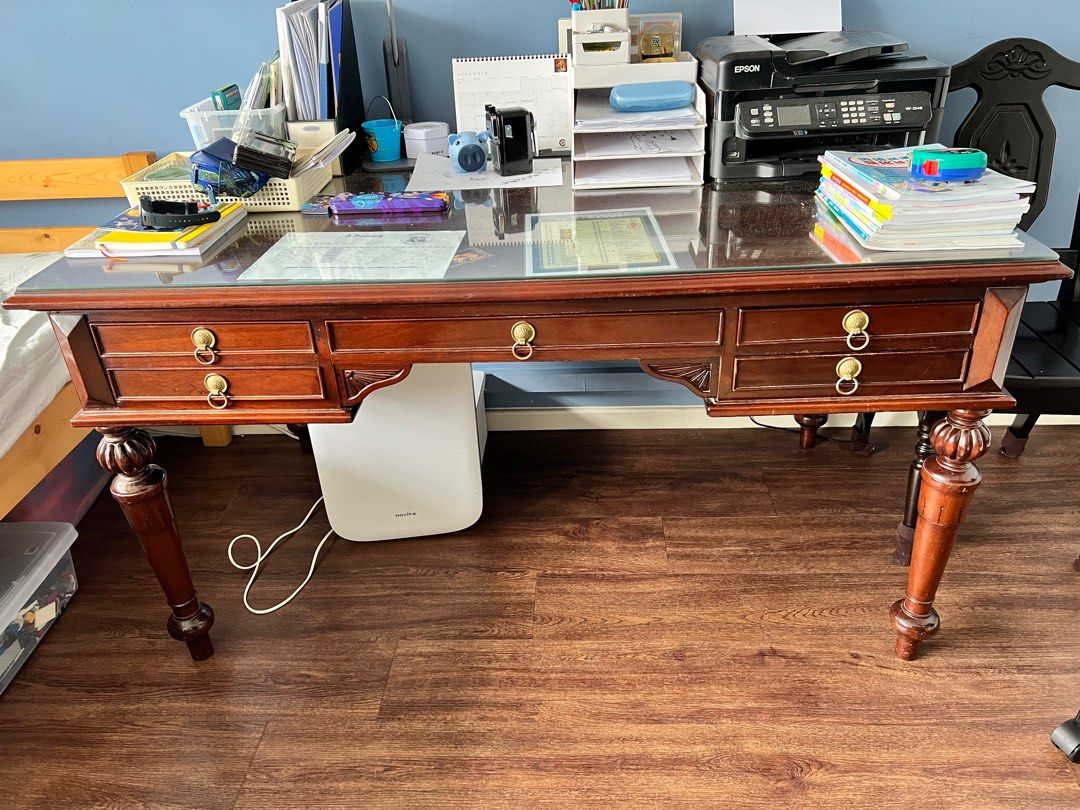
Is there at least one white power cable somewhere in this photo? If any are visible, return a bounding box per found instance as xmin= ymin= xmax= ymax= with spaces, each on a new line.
xmin=227 ymin=496 xmax=336 ymax=615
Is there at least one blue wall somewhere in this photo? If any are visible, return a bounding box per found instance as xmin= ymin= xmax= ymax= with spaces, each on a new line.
xmin=2 ymin=1 xmax=1077 ymax=407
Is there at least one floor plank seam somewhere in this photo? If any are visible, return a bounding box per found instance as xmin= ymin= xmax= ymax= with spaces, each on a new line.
xmin=759 ymin=470 xmax=780 ymax=518
xmin=375 ymin=637 xmax=401 ymax=722
xmin=233 ymin=720 xmax=270 ymax=809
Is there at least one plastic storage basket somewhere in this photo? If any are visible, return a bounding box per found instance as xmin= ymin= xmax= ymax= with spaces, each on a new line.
xmin=0 ymin=523 xmax=78 ymax=694
xmin=180 ymin=97 xmax=288 ymax=151
xmin=121 ymin=152 xmax=333 ymax=213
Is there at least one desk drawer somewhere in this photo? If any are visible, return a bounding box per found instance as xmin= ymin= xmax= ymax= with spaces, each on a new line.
xmin=109 ymin=367 xmax=326 ymax=404
xmin=328 ymin=311 xmax=722 ymax=358
xmin=733 ymin=350 xmax=969 ymax=394
xmin=94 ymin=321 xmax=316 ymax=359
xmin=736 ymin=301 xmax=979 ymax=351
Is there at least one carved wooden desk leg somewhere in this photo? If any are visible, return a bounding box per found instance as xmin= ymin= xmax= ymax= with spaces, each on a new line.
xmin=890 ymin=409 xmax=990 ymax=660
xmin=96 ymin=428 xmax=215 ymax=661
xmin=795 ymin=414 xmax=828 ymax=448
xmin=894 ymin=410 xmax=947 ymax=565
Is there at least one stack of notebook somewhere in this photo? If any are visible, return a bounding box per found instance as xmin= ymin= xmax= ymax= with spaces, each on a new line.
xmin=64 ymin=202 xmax=248 ymax=259
xmin=816 ymin=145 xmax=1035 ymax=251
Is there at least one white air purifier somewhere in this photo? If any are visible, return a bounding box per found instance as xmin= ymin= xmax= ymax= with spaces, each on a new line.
xmin=308 ymin=364 xmax=486 ymax=542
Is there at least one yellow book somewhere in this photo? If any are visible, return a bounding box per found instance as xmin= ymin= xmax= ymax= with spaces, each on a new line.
xmin=96 ymin=203 xmax=244 ymax=251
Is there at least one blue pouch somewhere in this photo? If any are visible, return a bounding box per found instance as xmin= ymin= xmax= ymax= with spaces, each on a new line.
xmin=189 ymin=138 xmax=269 ymax=204
xmin=609 ymin=81 xmax=694 ymax=113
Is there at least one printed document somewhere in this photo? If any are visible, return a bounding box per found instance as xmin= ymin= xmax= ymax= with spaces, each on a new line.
xmin=239 ymin=231 xmax=465 ymax=282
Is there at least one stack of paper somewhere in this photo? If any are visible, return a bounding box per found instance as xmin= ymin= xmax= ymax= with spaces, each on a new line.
xmin=574 ymin=156 xmax=694 ymax=187
xmin=574 ymin=90 xmax=702 ymax=132
xmin=578 ymin=130 xmax=701 ymax=158
xmin=816 ymin=145 xmax=1034 ymax=251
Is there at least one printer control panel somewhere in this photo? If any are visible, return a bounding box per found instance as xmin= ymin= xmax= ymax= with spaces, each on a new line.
xmin=737 ymin=91 xmax=933 ymax=135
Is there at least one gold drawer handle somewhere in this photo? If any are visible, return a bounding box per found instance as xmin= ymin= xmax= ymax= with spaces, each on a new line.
xmin=511 ymin=321 xmax=536 ymax=361
xmin=191 ymin=327 xmax=218 ymax=365
xmin=835 ymin=356 xmax=862 ymax=396
xmin=842 ymin=309 xmax=870 ymax=351
xmin=204 ymin=373 xmax=230 ymax=409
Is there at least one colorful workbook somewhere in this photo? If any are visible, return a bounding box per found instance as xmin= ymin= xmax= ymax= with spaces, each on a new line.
xmin=815 ymin=145 xmax=1034 ymax=252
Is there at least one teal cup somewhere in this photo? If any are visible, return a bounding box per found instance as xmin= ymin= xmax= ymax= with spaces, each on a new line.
xmin=362 ymin=118 xmax=404 ymax=162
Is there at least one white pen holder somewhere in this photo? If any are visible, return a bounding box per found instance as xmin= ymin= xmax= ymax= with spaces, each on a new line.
xmin=572 ymin=9 xmax=631 ymax=66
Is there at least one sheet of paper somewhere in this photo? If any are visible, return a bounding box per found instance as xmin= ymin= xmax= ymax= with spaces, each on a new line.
xmin=578 ymin=130 xmax=701 ymax=158
xmin=238 ymin=231 xmax=465 ymax=283
xmin=574 ymin=156 xmax=694 ymax=187
xmin=406 ymin=154 xmax=564 ymax=192
xmin=734 ymin=0 xmax=841 ymax=35
xmin=525 ymin=208 xmax=677 ymax=276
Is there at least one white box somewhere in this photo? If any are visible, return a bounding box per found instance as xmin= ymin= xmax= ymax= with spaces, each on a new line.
xmin=404 ymin=122 xmax=451 ymax=159
xmin=0 ymin=523 xmax=78 ymax=694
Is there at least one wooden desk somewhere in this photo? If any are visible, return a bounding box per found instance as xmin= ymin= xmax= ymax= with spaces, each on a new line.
xmin=3 ymin=176 xmax=1070 ymax=663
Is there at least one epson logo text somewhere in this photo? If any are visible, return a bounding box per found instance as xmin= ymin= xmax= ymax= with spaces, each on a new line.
xmin=734 ymin=64 xmax=761 ymax=74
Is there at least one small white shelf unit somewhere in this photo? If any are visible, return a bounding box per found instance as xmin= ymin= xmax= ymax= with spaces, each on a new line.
xmin=569 ymin=51 xmax=705 ymax=191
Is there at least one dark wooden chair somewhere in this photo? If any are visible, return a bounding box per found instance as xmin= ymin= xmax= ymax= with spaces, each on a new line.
xmin=845 ymin=39 xmax=1080 ymax=560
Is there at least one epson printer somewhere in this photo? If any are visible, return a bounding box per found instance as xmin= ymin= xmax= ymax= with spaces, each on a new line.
xmin=696 ymin=31 xmax=951 ymax=180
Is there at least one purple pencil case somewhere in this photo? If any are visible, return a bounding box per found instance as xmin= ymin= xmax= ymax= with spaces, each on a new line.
xmin=328 ymin=192 xmax=450 ymax=217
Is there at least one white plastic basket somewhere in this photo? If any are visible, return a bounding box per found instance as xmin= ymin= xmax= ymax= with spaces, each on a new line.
xmin=180 ymin=97 xmax=287 ymax=151
xmin=121 ymin=152 xmax=333 ymax=213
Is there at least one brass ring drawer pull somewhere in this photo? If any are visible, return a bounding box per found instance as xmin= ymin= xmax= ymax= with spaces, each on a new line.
xmin=842 ymin=309 xmax=870 ymax=351
xmin=204 ymin=373 xmax=230 ymax=409
xmin=191 ymin=327 xmax=218 ymax=365
xmin=510 ymin=320 xmax=536 ymax=361
xmin=835 ymin=356 xmax=862 ymax=396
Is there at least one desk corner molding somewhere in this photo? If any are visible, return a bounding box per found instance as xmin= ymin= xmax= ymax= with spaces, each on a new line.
xmin=341 ymin=367 xmax=412 ymax=404
xmin=640 ymin=361 xmax=716 ymax=398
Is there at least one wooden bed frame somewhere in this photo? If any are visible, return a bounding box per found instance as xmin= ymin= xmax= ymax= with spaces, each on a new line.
xmin=0 ymin=383 xmax=88 ymax=518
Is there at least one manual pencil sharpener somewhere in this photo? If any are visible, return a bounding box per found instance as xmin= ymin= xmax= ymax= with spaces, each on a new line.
xmin=485 ymin=105 xmax=536 ymax=177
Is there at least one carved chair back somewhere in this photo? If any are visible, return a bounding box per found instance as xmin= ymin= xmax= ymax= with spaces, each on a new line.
xmin=950 ymin=39 xmax=1080 ymax=232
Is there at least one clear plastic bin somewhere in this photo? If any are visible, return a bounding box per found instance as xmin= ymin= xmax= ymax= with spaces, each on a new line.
xmin=180 ymin=97 xmax=288 ymax=150
xmin=0 ymin=523 xmax=79 ymax=694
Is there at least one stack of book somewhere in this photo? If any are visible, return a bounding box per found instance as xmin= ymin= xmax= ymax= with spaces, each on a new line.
xmin=64 ymin=202 xmax=247 ymax=260
xmin=816 ymin=145 xmax=1035 ymax=251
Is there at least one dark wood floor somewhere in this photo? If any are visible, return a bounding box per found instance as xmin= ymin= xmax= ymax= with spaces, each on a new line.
xmin=1 ymin=425 xmax=1078 ymax=807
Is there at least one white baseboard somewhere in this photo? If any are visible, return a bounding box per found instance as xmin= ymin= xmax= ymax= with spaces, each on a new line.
xmin=186 ymin=409 xmax=1080 ymax=438
xmin=483 ymin=407 xmax=1080 ymax=432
